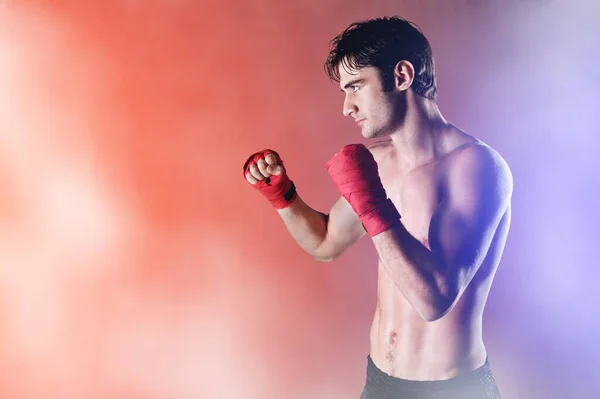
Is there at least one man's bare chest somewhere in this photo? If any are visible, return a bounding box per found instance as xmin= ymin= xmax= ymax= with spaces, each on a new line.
xmin=378 ymin=164 xmax=442 ymax=249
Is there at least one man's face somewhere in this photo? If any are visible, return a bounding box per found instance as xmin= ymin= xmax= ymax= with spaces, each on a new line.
xmin=338 ymin=64 xmax=405 ymax=139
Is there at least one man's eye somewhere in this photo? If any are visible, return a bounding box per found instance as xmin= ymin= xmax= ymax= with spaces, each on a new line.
xmin=351 ymin=85 xmax=359 ymax=92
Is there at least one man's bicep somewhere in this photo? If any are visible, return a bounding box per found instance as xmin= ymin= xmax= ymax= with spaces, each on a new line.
xmin=429 ymin=146 xmax=513 ymax=293
xmin=318 ymin=196 xmax=366 ymax=261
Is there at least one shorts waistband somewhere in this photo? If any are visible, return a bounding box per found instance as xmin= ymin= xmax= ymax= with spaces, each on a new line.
xmin=364 ymin=355 xmax=497 ymax=393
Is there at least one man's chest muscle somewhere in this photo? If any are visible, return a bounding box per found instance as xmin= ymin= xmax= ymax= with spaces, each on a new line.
xmin=379 ymin=165 xmax=441 ymax=249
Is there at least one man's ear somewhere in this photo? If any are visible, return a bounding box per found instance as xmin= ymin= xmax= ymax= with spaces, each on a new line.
xmin=393 ymin=60 xmax=415 ymax=92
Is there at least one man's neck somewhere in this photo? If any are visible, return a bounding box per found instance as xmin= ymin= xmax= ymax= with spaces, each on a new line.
xmin=389 ymin=94 xmax=449 ymax=169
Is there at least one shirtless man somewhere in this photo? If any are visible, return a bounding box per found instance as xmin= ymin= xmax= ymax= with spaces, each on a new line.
xmin=243 ymin=17 xmax=511 ymax=398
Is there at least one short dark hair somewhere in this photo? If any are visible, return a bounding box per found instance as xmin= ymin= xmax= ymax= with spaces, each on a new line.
xmin=325 ymin=16 xmax=437 ymax=100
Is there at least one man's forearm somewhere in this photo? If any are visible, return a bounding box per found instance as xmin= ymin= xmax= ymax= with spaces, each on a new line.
xmin=372 ymin=223 xmax=451 ymax=321
xmin=277 ymin=196 xmax=329 ymax=259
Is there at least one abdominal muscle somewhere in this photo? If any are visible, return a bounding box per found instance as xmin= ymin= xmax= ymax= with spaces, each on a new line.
xmin=369 ymin=260 xmax=489 ymax=381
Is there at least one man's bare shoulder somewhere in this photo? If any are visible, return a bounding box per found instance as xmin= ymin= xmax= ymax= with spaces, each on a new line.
xmin=443 ymin=141 xmax=513 ymax=196
xmin=440 ymin=126 xmax=508 ymax=169
xmin=444 ymin=140 xmax=509 ymax=170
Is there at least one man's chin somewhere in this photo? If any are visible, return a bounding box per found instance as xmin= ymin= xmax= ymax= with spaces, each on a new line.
xmin=360 ymin=127 xmax=372 ymax=138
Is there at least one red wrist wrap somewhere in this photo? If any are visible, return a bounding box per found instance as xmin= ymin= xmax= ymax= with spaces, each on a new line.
xmin=243 ymin=150 xmax=297 ymax=209
xmin=326 ymin=144 xmax=400 ymax=236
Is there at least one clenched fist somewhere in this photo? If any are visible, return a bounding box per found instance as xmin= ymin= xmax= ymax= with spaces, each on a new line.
xmin=242 ymin=149 xmax=297 ymax=209
xmin=244 ymin=152 xmax=284 ymax=184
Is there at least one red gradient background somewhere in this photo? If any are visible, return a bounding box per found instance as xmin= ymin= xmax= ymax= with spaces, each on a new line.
xmin=1 ymin=1 xmax=599 ymax=398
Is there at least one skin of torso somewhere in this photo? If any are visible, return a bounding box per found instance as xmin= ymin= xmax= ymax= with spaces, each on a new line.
xmin=368 ymin=131 xmax=511 ymax=381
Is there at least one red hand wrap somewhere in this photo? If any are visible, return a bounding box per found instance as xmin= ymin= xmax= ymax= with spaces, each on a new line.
xmin=326 ymin=144 xmax=400 ymax=236
xmin=243 ymin=149 xmax=297 ymax=209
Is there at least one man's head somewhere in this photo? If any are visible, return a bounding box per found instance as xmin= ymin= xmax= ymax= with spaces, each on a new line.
xmin=325 ymin=17 xmax=437 ymax=138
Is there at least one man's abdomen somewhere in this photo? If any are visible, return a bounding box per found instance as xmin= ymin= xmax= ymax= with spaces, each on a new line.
xmin=369 ymin=263 xmax=488 ymax=381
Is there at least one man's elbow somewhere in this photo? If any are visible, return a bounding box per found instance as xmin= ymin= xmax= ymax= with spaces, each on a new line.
xmin=419 ymin=306 xmax=451 ymax=323
xmin=314 ymin=255 xmax=334 ymax=262
xmin=313 ymin=251 xmax=340 ymax=263
xmin=416 ymin=295 xmax=457 ymax=322
xmin=311 ymin=243 xmax=344 ymax=263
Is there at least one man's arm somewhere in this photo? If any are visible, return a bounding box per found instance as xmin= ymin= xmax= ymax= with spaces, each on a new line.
xmin=278 ymin=195 xmax=367 ymax=262
xmin=371 ymin=145 xmax=513 ymax=322
xmin=243 ymin=149 xmax=366 ymax=262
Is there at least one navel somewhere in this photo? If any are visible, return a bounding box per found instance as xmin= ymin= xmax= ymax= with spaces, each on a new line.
xmin=388 ymin=330 xmax=398 ymax=345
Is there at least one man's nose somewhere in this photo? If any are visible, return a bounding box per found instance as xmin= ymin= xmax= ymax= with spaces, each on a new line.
xmin=343 ymin=96 xmax=358 ymax=117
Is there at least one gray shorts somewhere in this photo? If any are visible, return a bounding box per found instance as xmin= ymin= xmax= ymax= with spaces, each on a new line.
xmin=360 ymin=355 xmax=501 ymax=399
